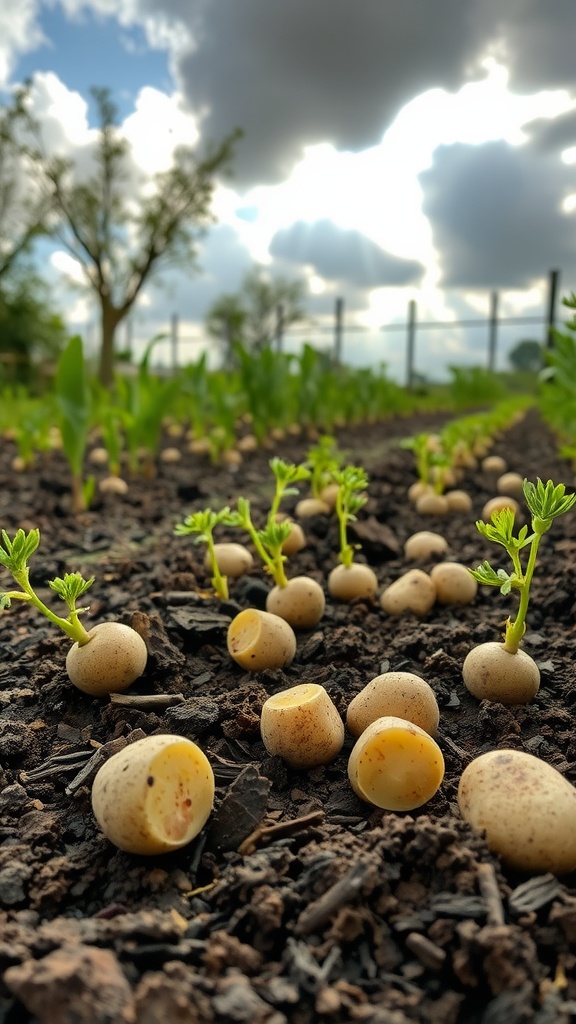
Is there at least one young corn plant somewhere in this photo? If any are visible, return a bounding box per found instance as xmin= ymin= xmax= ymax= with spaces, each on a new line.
xmin=0 ymin=528 xmax=148 ymax=695
xmin=463 ymin=478 xmax=576 ymax=705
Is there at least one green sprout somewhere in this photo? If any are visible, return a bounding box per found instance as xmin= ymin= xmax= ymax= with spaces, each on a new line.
xmin=305 ymin=435 xmax=342 ymax=499
xmin=230 ymin=497 xmax=292 ymax=588
xmin=334 ymin=465 xmax=369 ymax=568
xmin=174 ymin=508 xmax=237 ymax=600
xmin=470 ymin=478 xmax=576 ymax=654
xmin=0 ymin=529 xmax=94 ymax=644
xmin=268 ymin=457 xmax=311 ymax=522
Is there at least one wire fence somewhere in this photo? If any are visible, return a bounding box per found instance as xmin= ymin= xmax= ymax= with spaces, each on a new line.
xmin=120 ymin=269 xmax=563 ymax=385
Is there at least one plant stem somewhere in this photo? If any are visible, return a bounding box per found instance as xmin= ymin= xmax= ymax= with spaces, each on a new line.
xmin=504 ymin=527 xmax=543 ymax=654
xmin=7 ymin=572 xmax=91 ymax=645
xmin=206 ymin=535 xmax=229 ymax=600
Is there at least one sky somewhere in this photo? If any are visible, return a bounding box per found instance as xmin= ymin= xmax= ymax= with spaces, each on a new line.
xmin=3 ymin=0 xmax=576 ymax=380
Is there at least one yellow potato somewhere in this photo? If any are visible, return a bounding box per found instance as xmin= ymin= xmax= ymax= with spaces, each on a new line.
xmin=347 ymin=672 xmax=439 ymax=738
xmin=348 ymin=716 xmax=444 ymax=810
xmin=327 ymin=563 xmax=378 ymax=602
xmin=260 ymin=683 xmax=344 ymax=769
xmin=207 ymin=542 xmax=254 ymax=578
xmin=463 ymin=642 xmax=540 ymax=704
xmin=91 ymin=734 xmax=215 ymax=855
xmin=458 ymin=749 xmax=576 ymax=874
xmin=266 ymin=576 xmax=325 ymax=629
xmin=403 ymin=531 xmax=448 ymax=561
xmin=66 ymin=622 xmax=148 ymax=696
xmin=227 ymin=608 xmax=296 ymax=671
xmin=430 ymin=562 xmax=478 ymax=605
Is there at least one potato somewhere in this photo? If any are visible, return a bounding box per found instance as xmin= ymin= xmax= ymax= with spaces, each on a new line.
xmin=458 ymin=749 xmax=576 ymax=874
xmin=66 ymin=622 xmax=148 ymax=696
xmin=430 ymin=562 xmax=478 ymax=605
xmin=497 ymin=472 xmax=524 ymax=496
xmin=328 ymin=563 xmax=379 ymax=602
xmin=463 ymin=642 xmax=540 ymax=704
xmin=266 ymin=576 xmax=325 ymax=629
xmin=348 ymin=716 xmax=444 ymax=810
xmin=481 ymin=455 xmax=507 ymax=474
xmin=346 ymin=672 xmax=439 ymax=738
xmin=482 ymin=495 xmax=519 ymax=521
xmin=260 ymin=683 xmax=344 ymax=768
xmin=415 ymin=492 xmax=449 ymax=516
xmin=207 ymin=542 xmax=254 ymax=578
xmin=380 ymin=569 xmax=436 ymax=617
xmin=227 ymin=608 xmax=297 ymax=671
xmin=444 ymin=490 xmax=473 ymax=513
xmin=91 ymin=734 xmax=215 ymax=855
xmin=403 ymin=531 xmax=448 ymax=561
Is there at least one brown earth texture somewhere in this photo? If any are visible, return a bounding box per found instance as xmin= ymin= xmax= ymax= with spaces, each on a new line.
xmin=1 ymin=405 xmax=576 ymax=1024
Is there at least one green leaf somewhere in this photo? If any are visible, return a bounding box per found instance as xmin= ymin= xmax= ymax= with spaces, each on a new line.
xmin=523 ymin=478 xmax=576 ymax=525
xmin=0 ymin=528 xmax=40 ymax=573
xmin=48 ymin=572 xmax=95 ymax=611
xmin=55 ymin=336 xmax=90 ymax=476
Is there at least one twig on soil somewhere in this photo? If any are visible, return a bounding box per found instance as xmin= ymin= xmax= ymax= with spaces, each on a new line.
xmin=238 ymin=809 xmax=325 ymax=856
xmin=109 ymin=692 xmax=185 ymax=709
xmin=476 ymin=861 xmax=506 ymax=925
xmin=294 ymin=860 xmax=371 ymax=936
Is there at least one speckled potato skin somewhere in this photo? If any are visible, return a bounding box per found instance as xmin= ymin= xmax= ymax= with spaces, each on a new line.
xmin=348 ymin=716 xmax=444 ymax=811
xmin=430 ymin=562 xmax=478 ymax=605
xmin=266 ymin=576 xmax=325 ymax=629
xmin=91 ymin=734 xmax=214 ymax=855
xmin=260 ymin=684 xmax=344 ymax=768
xmin=208 ymin=542 xmax=254 ymax=578
xmin=463 ymin=642 xmax=540 ymax=704
xmin=227 ymin=608 xmax=296 ymax=671
xmin=380 ymin=569 xmax=436 ymax=617
xmin=346 ymin=672 xmax=439 ymax=738
xmin=458 ymin=749 xmax=576 ymax=874
xmin=327 ymin=563 xmax=378 ymax=602
xmin=403 ymin=531 xmax=448 ymax=561
xmin=66 ymin=622 xmax=148 ymax=695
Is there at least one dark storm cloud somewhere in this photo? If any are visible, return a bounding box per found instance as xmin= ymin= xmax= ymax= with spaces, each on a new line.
xmin=269 ymin=219 xmax=424 ymax=288
xmin=420 ymin=140 xmax=576 ymax=289
xmin=134 ymin=0 xmax=576 ymax=188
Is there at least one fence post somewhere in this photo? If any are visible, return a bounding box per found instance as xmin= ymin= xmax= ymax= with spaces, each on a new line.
xmin=487 ymin=290 xmax=498 ymax=372
xmin=334 ymin=296 xmax=344 ymax=365
xmin=170 ymin=313 xmax=179 ymax=374
xmin=275 ymin=304 xmax=284 ymax=353
xmin=545 ymin=268 xmax=560 ymax=350
xmin=406 ymin=299 xmax=417 ymax=390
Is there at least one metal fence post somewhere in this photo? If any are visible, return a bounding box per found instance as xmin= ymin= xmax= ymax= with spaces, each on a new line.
xmin=545 ymin=268 xmax=560 ymax=349
xmin=406 ymin=299 xmax=416 ymax=390
xmin=487 ymin=290 xmax=498 ymax=372
xmin=334 ymin=296 xmax=344 ymax=365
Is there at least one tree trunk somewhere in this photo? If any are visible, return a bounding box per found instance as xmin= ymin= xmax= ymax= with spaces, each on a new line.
xmin=99 ymin=298 xmax=123 ymax=388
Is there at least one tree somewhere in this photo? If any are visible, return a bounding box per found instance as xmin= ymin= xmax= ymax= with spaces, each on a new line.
xmin=0 ymin=271 xmax=67 ymax=385
xmin=205 ymin=293 xmax=247 ymax=369
xmin=205 ymin=269 xmax=307 ymax=366
xmin=508 ymin=339 xmax=543 ymax=373
xmin=23 ymin=87 xmax=240 ymax=386
xmin=0 ymin=87 xmax=51 ymax=281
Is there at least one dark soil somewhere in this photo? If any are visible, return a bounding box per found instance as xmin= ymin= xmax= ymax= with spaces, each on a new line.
xmin=1 ymin=406 xmax=576 ymax=1024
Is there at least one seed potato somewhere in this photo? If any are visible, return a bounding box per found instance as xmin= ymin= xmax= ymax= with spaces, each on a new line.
xmin=348 ymin=716 xmax=444 ymax=810
xmin=463 ymin=642 xmax=540 ymax=704
xmin=497 ymin=471 xmax=524 ymax=496
xmin=404 ymin=531 xmax=448 ymax=561
xmin=91 ymin=734 xmax=215 ymax=855
xmin=327 ymin=563 xmax=378 ymax=602
xmin=482 ymin=495 xmax=519 ymax=521
xmin=380 ymin=569 xmax=436 ymax=618
xmin=260 ymin=683 xmax=344 ymax=768
xmin=482 ymin=455 xmax=507 ymax=474
xmin=430 ymin=562 xmax=478 ymax=605
xmin=66 ymin=622 xmax=148 ymax=695
xmin=227 ymin=608 xmax=297 ymax=671
xmin=444 ymin=490 xmax=473 ymax=513
xmin=207 ymin=542 xmax=254 ymax=578
xmin=415 ymin=493 xmax=449 ymax=516
xmin=266 ymin=576 xmax=325 ymax=629
xmin=346 ymin=672 xmax=439 ymax=738
xmin=458 ymin=749 xmax=576 ymax=874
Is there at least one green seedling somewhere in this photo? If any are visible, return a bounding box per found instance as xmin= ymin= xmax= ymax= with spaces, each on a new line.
xmin=305 ymin=435 xmax=342 ymax=500
xmin=268 ymin=457 xmax=311 ymax=522
xmin=231 ymin=497 xmax=292 ymax=588
xmin=463 ymin=478 xmax=576 ymax=705
xmin=0 ymin=528 xmax=94 ymax=643
xmin=55 ymin=335 xmax=95 ymax=514
xmin=0 ymin=528 xmax=148 ymax=695
xmin=174 ymin=508 xmax=238 ymax=600
xmin=334 ymin=465 xmax=369 ymax=568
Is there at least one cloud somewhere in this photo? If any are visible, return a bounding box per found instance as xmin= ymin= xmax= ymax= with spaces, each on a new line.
xmin=0 ymin=0 xmax=45 ymax=86
xmin=420 ymin=138 xmax=576 ymax=288
xmin=269 ymin=219 xmax=424 ymax=289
